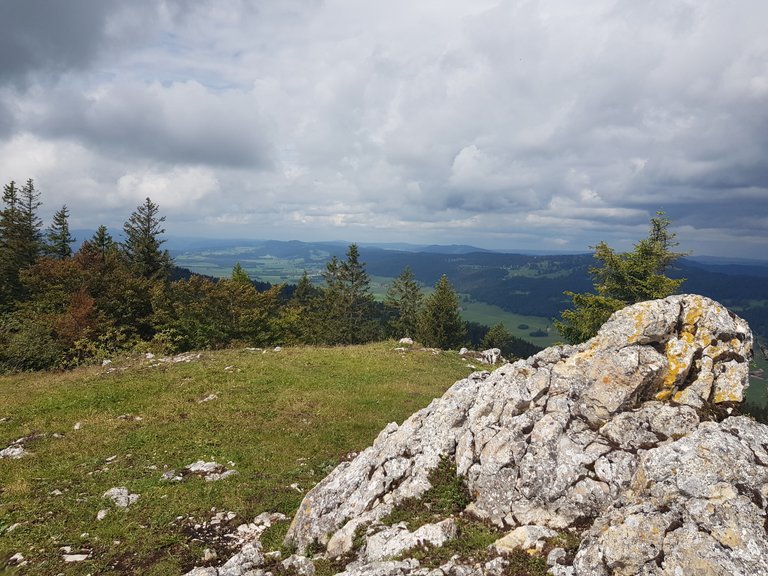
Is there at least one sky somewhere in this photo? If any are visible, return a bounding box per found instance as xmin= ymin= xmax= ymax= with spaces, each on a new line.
xmin=1 ymin=1 xmax=767 ymax=259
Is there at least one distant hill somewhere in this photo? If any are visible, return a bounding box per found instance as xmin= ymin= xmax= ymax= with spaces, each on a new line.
xmin=166 ymin=238 xmax=768 ymax=342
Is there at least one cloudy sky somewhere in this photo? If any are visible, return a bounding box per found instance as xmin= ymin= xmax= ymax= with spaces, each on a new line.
xmin=1 ymin=1 xmax=767 ymax=258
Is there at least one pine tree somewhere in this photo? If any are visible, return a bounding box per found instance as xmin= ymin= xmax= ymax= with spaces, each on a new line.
xmin=122 ymin=197 xmax=172 ymax=281
xmin=385 ymin=266 xmax=423 ymax=338
xmin=45 ymin=205 xmax=75 ymax=260
xmin=293 ymin=271 xmax=318 ymax=306
xmin=90 ymin=225 xmax=116 ymax=260
xmin=231 ymin=262 xmax=251 ymax=283
xmin=555 ymin=212 xmax=687 ymax=344
xmin=319 ymin=245 xmax=378 ymax=344
xmin=418 ymin=275 xmax=466 ymax=349
xmin=0 ymin=179 xmax=43 ymax=305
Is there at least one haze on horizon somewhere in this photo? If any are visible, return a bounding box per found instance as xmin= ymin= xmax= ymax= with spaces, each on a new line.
xmin=1 ymin=1 xmax=767 ymax=259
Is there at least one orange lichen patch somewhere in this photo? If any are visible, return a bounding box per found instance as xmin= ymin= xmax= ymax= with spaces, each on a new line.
xmin=567 ymin=341 xmax=598 ymax=365
xmin=655 ymin=389 xmax=674 ymax=401
xmin=683 ymin=303 xmax=704 ymax=329
xmin=713 ymin=381 xmax=743 ymax=404
xmin=628 ymin=308 xmax=651 ymax=343
xmin=660 ymin=338 xmax=693 ymax=392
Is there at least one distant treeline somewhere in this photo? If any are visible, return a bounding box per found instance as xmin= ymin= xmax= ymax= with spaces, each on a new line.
xmin=358 ymin=250 xmax=768 ymax=341
xmin=0 ymin=181 xmax=539 ymax=372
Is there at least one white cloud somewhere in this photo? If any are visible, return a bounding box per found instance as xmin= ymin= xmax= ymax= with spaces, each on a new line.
xmin=0 ymin=0 xmax=766 ymax=258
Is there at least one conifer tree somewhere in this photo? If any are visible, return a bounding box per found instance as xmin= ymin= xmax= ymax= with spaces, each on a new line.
xmin=555 ymin=212 xmax=687 ymax=344
xmin=0 ymin=179 xmax=43 ymax=305
xmin=122 ymin=197 xmax=172 ymax=281
xmin=418 ymin=275 xmax=466 ymax=349
xmin=45 ymin=205 xmax=75 ymax=260
xmin=231 ymin=262 xmax=251 ymax=283
xmin=89 ymin=225 xmax=116 ymax=260
xmin=385 ymin=266 xmax=423 ymax=338
xmin=294 ymin=271 xmax=318 ymax=305
xmin=320 ymin=245 xmax=377 ymax=344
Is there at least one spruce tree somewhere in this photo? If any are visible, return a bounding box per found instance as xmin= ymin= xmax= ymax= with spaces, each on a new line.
xmin=555 ymin=212 xmax=687 ymax=344
xmin=90 ymin=225 xmax=116 ymax=260
xmin=0 ymin=179 xmax=43 ymax=305
xmin=418 ymin=275 xmax=466 ymax=349
xmin=122 ymin=197 xmax=172 ymax=281
xmin=45 ymin=205 xmax=75 ymax=259
xmin=231 ymin=262 xmax=251 ymax=283
xmin=385 ymin=266 xmax=423 ymax=338
xmin=320 ymin=245 xmax=377 ymax=344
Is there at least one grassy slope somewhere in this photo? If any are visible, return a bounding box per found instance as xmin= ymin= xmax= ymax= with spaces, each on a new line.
xmin=0 ymin=343 xmax=472 ymax=575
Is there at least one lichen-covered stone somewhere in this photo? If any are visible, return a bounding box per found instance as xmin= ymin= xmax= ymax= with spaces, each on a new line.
xmin=201 ymin=295 xmax=760 ymax=576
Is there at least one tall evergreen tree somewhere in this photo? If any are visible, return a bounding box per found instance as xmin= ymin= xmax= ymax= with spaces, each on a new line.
xmin=320 ymin=245 xmax=378 ymax=344
xmin=88 ymin=225 xmax=116 ymax=261
xmin=231 ymin=262 xmax=251 ymax=283
xmin=418 ymin=275 xmax=466 ymax=349
xmin=45 ymin=205 xmax=75 ymax=260
xmin=122 ymin=197 xmax=172 ymax=281
xmin=0 ymin=179 xmax=43 ymax=305
xmin=555 ymin=212 xmax=687 ymax=344
xmin=385 ymin=266 xmax=423 ymax=338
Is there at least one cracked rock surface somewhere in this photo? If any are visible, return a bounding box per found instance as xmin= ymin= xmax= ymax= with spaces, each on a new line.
xmin=195 ymin=295 xmax=763 ymax=575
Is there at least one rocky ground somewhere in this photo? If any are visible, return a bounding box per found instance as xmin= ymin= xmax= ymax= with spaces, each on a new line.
xmin=184 ymin=294 xmax=768 ymax=576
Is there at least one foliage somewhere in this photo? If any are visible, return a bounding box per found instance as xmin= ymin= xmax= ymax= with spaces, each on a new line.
xmin=479 ymin=322 xmax=540 ymax=359
xmin=556 ymin=212 xmax=687 ymax=344
xmin=231 ymin=262 xmax=250 ymax=283
xmin=44 ymin=204 xmax=75 ymax=260
xmin=0 ymin=179 xmax=43 ymax=305
xmin=82 ymin=224 xmax=117 ymax=261
xmin=385 ymin=265 xmax=423 ymax=338
xmin=418 ymin=275 xmax=467 ymax=349
xmin=383 ymin=455 xmax=470 ymax=529
xmin=318 ymin=245 xmax=380 ymax=344
xmin=122 ymin=197 xmax=172 ymax=281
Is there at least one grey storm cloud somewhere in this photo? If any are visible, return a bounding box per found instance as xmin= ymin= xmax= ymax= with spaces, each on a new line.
xmin=0 ymin=0 xmax=766 ymax=258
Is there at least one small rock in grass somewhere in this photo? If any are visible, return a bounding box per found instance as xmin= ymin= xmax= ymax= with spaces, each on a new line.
xmin=63 ymin=553 xmax=90 ymax=562
xmin=103 ymin=487 xmax=139 ymax=508
xmin=9 ymin=553 xmax=24 ymax=564
xmin=197 ymin=394 xmax=218 ymax=403
xmin=97 ymin=509 xmax=109 ymax=521
xmin=0 ymin=446 xmax=26 ymax=459
xmin=73 ymin=422 xmax=82 ymax=430
xmin=203 ymin=548 xmax=218 ymax=562
xmin=161 ymin=470 xmax=182 ymax=481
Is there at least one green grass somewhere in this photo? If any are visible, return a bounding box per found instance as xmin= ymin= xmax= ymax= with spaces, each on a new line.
xmin=459 ymin=301 xmax=559 ymax=347
xmin=0 ymin=343 xmax=472 ymax=575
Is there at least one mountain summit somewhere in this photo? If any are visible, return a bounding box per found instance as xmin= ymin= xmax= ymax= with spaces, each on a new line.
xmin=190 ymin=294 xmax=765 ymax=575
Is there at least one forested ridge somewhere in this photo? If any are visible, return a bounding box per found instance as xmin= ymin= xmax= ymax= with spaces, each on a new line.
xmin=0 ymin=180 xmax=538 ymax=372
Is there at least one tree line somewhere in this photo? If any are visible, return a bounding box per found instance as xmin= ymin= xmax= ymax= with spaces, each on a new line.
xmin=0 ymin=180 xmax=538 ymax=372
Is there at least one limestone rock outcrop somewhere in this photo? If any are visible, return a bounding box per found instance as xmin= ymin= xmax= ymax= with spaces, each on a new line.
xmin=281 ymin=294 xmax=759 ymax=574
xmin=190 ymin=294 xmax=764 ymax=575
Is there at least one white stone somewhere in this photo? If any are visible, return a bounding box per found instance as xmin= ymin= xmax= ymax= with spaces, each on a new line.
xmin=493 ymin=525 xmax=557 ymax=553
xmin=0 ymin=446 xmax=26 ymax=459
xmin=63 ymin=553 xmax=90 ymax=562
xmin=103 ymin=487 xmax=139 ymax=508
